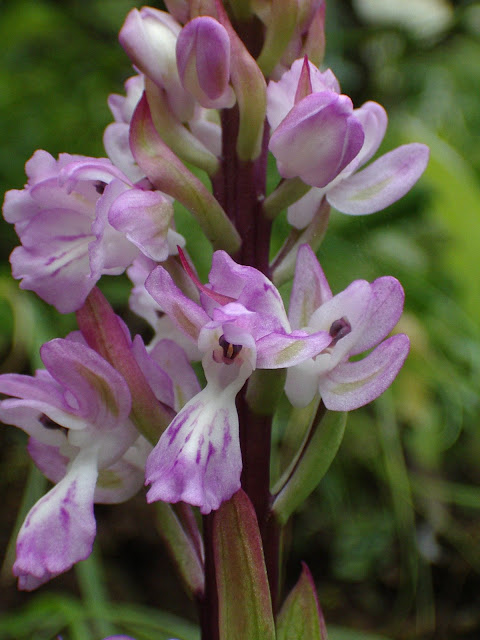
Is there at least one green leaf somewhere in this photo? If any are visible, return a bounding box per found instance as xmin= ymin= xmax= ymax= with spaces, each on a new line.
xmin=213 ymin=490 xmax=276 ymax=640
xmin=272 ymin=406 xmax=347 ymax=525
xmin=277 ymin=563 xmax=327 ymax=640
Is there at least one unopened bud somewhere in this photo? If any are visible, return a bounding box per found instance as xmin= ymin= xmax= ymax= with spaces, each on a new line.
xmin=176 ymin=17 xmax=235 ymax=109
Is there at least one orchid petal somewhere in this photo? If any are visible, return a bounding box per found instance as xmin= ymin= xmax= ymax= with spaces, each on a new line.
xmin=148 ymin=338 xmax=201 ymax=410
xmin=350 ymin=276 xmax=405 ymax=355
xmin=40 ymin=339 xmax=132 ymax=432
xmin=289 ymin=244 xmax=332 ymax=329
xmin=90 ymin=180 xmax=139 ymax=277
xmin=0 ymin=372 xmax=89 ymax=436
xmin=327 ymin=143 xmax=430 ymax=215
xmin=284 ymin=359 xmax=321 ymax=408
xmin=130 ymin=335 xmax=175 ymax=408
xmin=352 ymin=101 xmax=388 ymax=168
xmin=266 ymin=59 xmax=340 ymax=130
xmin=108 ymin=187 xmax=174 ymax=262
xmin=206 ymin=251 xmax=290 ymax=332
xmin=145 ymin=265 xmax=209 ymax=343
xmin=256 ymin=329 xmax=332 ymax=369
xmin=286 ymin=186 xmax=325 ymax=230
xmin=176 ymin=17 xmax=235 ymax=109
xmin=269 ymin=92 xmax=365 ymax=188
xmin=27 ymin=438 xmax=70 ymax=484
xmin=319 ymin=334 xmax=410 ymax=411
xmin=103 ymin=123 xmax=145 ymax=183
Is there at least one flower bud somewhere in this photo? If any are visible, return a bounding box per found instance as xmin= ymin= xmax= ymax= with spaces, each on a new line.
xmin=164 ymin=0 xmax=190 ymax=24
xmin=176 ymin=17 xmax=235 ymax=109
xmin=269 ymin=91 xmax=364 ymax=188
xmin=119 ymin=8 xmax=194 ymax=121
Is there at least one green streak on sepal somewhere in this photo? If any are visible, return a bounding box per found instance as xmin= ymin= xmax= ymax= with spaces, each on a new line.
xmin=130 ymin=93 xmax=241 ymax=254
xmin=276 ymin=563 xmax=327 ymax=640
xmin=213 ymin=490 xmax=276 ymax=640
xmin=272 ymin=406 xmax=347 ymax=525
xmin=155 ymin=501 xmax=205 ymax=598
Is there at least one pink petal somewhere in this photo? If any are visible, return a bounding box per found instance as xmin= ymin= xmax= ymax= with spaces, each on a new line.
xmin=289 ymin=244 xmax=332 ymax=329
xmin=327 ymin=143 xmax=429 ymax=215
xmin=206 ymin=251 xmax=290 ymax=332
xmin=103 ymin=123 xmax=145 ymax=183
xmin=270 ymin=92 xmax=365 ymax=187
xmin=351 ymin=101 xmax=388 ymax=169
xmin=319 ymin=334 xmax=410 ymax=411
xmin=40 ymin=339 xmax=132 ymax=431
xmin=108 ymin=187 xmax=174 ymax=262
xmin=286 ymin=186 xmax=325 ymax=230
xmin=256 ymin=329 xmax=332 ymax=369
xmin=145 ymin=265 xmax=209 ymax=342
xmin=148 ymin=338 xmax=201 ymax=410
xmin=350 ymin=276 xmax=405 ymax=355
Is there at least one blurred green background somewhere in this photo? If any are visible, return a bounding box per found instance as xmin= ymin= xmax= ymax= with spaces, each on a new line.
xmin=1 ymin=1 xmax=480 ymax=639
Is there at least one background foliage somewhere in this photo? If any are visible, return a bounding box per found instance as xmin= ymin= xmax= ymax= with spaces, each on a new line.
xmin=1 ymin=1 xmax=480 ymax=638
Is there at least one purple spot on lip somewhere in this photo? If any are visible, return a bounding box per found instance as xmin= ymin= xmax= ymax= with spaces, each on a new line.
xmin=167 ymin=404 xmax=197 ymax=445
xmin=60 ymin=506 xmax=70 ymax=530
xmin=206 ymin=442 xmax=215 ymax=465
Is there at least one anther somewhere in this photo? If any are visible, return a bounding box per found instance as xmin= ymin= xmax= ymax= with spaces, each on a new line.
xmin=329 ymin=317 xmax=351 ymax=345
xmin=218 ymin=335 xmax=243 ymax=363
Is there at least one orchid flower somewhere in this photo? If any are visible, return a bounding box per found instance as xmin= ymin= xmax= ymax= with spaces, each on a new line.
xmin=267 ymin=58 xmax=429 ymax=228
xmin=0 ymin=337 xmax=138 ymax=589
xmin=144 ymin=249 xmax=333 ymax=513
xmin=127 ymin=254 xmax=201 ymax=361
xmin=0 ymin=329 xmax=198 ymax=589
xmin=2 ymin=152 xmax=178 ymax=312
xmin=285 ymin=244 xmax=410 ymax=411
xmin=119 ymin=7 xmax=195 ymax=122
